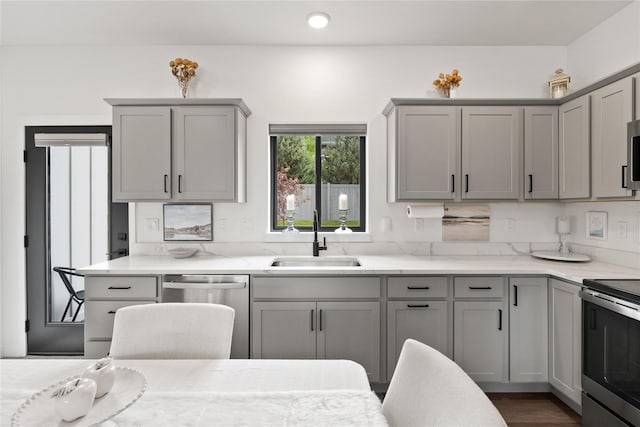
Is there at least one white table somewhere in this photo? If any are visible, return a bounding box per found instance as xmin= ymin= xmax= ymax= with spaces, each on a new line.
xmin=1 ymin=359 xmax=387 ymax=426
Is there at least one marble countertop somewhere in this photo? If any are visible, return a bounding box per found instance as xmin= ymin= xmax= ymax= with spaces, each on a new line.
xmin=77 ymin=254 xmax=640 ymax=284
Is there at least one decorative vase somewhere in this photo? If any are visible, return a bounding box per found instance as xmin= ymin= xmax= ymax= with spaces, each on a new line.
xmin=449 ymin=87 xmax=457 ymax=98
xmin=178 ymin=79 xmax=190 ymax=98
xmin=52 ymin=378 xmax=97 ymax=422
xmin=82 ymin=357 xmax=116 ymax=398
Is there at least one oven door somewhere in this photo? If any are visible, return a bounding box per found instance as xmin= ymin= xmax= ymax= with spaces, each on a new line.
xmin=581 ymin=289 xmax=640 ymax=426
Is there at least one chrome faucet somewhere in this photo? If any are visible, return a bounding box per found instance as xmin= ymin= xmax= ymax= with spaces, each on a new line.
xmin=312 ymin=209 xmax=327 ymax=257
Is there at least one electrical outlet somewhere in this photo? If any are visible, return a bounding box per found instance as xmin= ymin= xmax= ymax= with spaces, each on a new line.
xmin=144 ymin=218 xmax=159 ymax=231
xmin=616 ymin=221 xmax=628 ymax=239
xmin=505 ymin=218 xmax=514 ymax=233
xmin=415 ymin=218 xmax=424 ymax=232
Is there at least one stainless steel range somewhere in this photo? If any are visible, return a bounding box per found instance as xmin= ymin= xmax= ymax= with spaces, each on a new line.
xmin=581 ymin=279 xmax=640 ymax=427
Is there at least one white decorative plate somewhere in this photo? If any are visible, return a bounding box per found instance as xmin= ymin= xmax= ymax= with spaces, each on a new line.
xmin=12 ymin=367 xmax=146 ymax=427
xmin=530 ymin=251 xmax=591 ymax=262
xmin=167 ymin=248 xmax=198 ymax=258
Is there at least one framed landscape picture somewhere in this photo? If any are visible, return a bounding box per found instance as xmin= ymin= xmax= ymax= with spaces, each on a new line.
xmin=586 ymin=211 xmax=607 ymax=240
xmin=163 ymin=204 xmax=213 ymax=241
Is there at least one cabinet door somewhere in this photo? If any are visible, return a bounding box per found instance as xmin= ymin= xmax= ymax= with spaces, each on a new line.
xmin=316 ymin=302 xmax=381 ymax=382
xmin=524 ymin=107 xmax=558 ymax=199
xmin=454 ymin=301 xmax=507 ymax=382
xmin=251 ymin=302 xmax=316 ymax=359
xmin=462 ymin=107 xmax=521 ymax=199
xmin=509 ymin=278 xmax=548 ymax=382
xmin=396 ymin=106 xmax=459 ymax=200
xmin=549 ymin=279 xmax=582 ymax=405
xmin=174 ymin=106 xmax=237 ymax=201
xmin=559 ymin=95 xmax=590 ymax=199
xmin=592 ymin=77 xmax=634 ymax=198
xmin=112 ymin=106 xmax=171 ymax=201
xmin=387 ymin=301 xmax=449 ymax=381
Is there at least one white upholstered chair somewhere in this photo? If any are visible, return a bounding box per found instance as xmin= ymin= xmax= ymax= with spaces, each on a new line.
xmin=382 ymin=339 xmax=507 ymax=427
xmin=109 ymin=303 xmax=235 ymax=359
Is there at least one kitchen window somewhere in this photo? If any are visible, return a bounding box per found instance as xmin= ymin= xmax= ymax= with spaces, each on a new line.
xmin=270 ymin=124 xmax=366 ymax=232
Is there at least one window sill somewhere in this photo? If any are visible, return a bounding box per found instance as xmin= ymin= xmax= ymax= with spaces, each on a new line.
xmin=263 ymin=231 xmax=372 ymax=243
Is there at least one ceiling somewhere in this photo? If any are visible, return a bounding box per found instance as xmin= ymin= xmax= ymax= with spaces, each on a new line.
xmin=0 ymin=0 xmax=634 ymax=46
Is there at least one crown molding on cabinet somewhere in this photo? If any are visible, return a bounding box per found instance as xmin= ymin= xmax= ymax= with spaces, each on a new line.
xmin=104 ymin=98 xmax=252 ymax=117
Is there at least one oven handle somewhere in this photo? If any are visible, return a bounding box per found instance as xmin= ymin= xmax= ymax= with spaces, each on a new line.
xmin=580 ymin=289 xmax=640 ymax=322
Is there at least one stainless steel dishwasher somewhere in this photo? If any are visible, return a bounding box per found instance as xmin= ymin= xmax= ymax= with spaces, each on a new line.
xmin=161 ymin=275 xmax=249 ymax=359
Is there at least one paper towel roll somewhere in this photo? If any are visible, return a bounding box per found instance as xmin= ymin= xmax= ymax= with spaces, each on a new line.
xmin=407 ymin=204 xmax=445 ymax=219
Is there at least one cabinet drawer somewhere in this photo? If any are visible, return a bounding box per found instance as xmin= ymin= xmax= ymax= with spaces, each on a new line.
xmin=388 ymin=277 xmax=448 ymax=298
xmin=454 ymin=277 xmax=504 ymax=298
xmin=85 ymin=276 xmax=158 ymax=299
xmin=85 ymin=300 xmax=155 ymax=339
xmin=84 ymin=340 xmax=112 ymax=359
xmin=252 ymin=277 xmax=380 ymax=299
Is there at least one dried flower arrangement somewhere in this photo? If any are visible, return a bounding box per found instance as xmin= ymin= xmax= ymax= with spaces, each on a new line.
xmin=170 ymin=57 xmax=199 ymax=98
xmin=433 ymin=69 xmax=462 ymax=98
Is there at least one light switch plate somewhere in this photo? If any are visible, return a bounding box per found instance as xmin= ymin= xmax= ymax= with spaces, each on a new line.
xmin=616 ymin=221 xmax=628 ymax=239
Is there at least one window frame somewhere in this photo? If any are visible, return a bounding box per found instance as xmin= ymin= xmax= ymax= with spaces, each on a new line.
xmin=270 ymin=133 xmax=366 ymax=232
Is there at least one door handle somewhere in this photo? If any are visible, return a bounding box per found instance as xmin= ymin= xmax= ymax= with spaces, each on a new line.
xmin=178 ymin=175 xmax=183 ymax=193
xmin=528 ymin=174 xmax=533 ymax=193
xmin=513 ymin=285 xmax=518 ymax=307
xmin=310 ymin=309 xmax=314 ymax=332
xmin=164 ymin=174 xmax=169 ymax=193
xmin=319 ymin=309 xmax=323 ymax=331
xmin=465 ymin=174 xmax=469 ymax=193
xmin=107 ymin=310 xmax=116 ymax=314
xmin=498 ymin=309 xmax=503 ymax=331
xmin=451 ymin=174 xmax=455 ymax=193
xmin=622 ymin=165 xmax=628 ymax=189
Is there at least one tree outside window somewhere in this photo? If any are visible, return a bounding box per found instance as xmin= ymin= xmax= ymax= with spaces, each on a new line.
xmin=271 ymin=132 xmax=365 ymax=232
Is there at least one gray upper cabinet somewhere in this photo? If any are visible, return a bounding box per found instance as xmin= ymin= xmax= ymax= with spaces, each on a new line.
xmin=461 ymin=107 xmax=521 ymax=199
xmin=174 ymin=106 xmax=242 ymax=201
xmin=591 ymin=77 xmax=634 ymax=198
xmin=112 ymin=107 xmax=172 ymax=201
xmin=524 ymin=107 xmax=558 ymax=199
xmin=559 ymin=95 xmax=590 ymax=199
xmin=388 ymin=106 xmax=459 ymax=201
xmin=109 ymin=99 xmax=249 ymax=203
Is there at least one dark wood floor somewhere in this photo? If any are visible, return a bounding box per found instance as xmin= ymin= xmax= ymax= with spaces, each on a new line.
xmin=487 ymin=393 xmax=581 ymax=426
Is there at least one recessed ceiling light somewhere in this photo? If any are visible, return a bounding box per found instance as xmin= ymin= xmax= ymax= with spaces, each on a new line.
xmin=307 ymin=12 xmax=330 ymax=29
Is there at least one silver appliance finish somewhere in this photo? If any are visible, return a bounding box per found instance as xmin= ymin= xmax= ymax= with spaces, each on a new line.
xmin=162 ymin=275 xmax=249 ymax=359
xmin=628 ymin=120 xmax=640 ymax=190
xmin=580 ymin=285 xmax=640 ymax=427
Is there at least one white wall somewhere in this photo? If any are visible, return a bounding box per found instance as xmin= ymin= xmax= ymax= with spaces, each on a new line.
xmin=567 ymin=0 xmax=640 ymax=89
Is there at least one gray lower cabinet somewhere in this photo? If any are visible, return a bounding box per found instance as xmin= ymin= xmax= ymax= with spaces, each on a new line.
xmin=109 ymin=100 xmax=249 ymax=202
xmin=524 ymin=107 xmax=558 ymax=199
xmin=559 ymin=94 xmax=591 ymax=199
xmin=84 ymin=275 xmax=160 ymax=358
xmin=591 ymin=77 xmax=635 ymax=198
xmin=387 ymin=106 xmax=459 ymax=201
xmin=461 ymin=107 xmax=521 ymax=199
xmin=251 ymin=276 xmax=381 ymax=382
xmin=548 ymin=278 xmax=582 ymax=405
xmin=509 ymin=277 xmax=548 ymax=382
xmin=453 ymin=276 xmax=507 ymax=383
xmin=387 ymin=300 xmax=448 ymax=381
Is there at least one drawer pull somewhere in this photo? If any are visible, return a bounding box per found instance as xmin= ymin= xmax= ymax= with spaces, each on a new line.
xmin=107 ymin=310 xmax=116 ymax=314
xmin=407 ymin=304 xmax=430 ymax=308
xmin=407 ymin=286 xmax=430 ymax=290
xmin=468 ymin=286 xmax=492 ymax=290
xmin=107 ymin=286 xmax=132 ymax=290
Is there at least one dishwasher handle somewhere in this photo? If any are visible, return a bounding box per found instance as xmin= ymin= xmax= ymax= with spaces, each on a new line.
xmin=163 ymin=281 xmax=246 ymax=290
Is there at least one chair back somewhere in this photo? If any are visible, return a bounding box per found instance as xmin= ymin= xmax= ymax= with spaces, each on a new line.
xmin=109 ymin=303 xmax=235 ymax=359
xmin=53 ymin=267 xmax=84 ymax=298
xmin=382 ymin=339 xmax=507 ymax=427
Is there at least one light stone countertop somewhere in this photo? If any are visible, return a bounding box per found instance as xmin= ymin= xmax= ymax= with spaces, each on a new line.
xmin=77 ymin=254 xmax=640 ymax=284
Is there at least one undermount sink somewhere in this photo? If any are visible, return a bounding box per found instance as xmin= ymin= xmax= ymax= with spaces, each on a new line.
xmin=270 ymin=256 xmax=361 ymax=267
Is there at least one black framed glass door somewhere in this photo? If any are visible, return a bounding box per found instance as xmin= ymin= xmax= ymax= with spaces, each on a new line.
xmin=25 ymin=125 xmax=128 ymax=354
